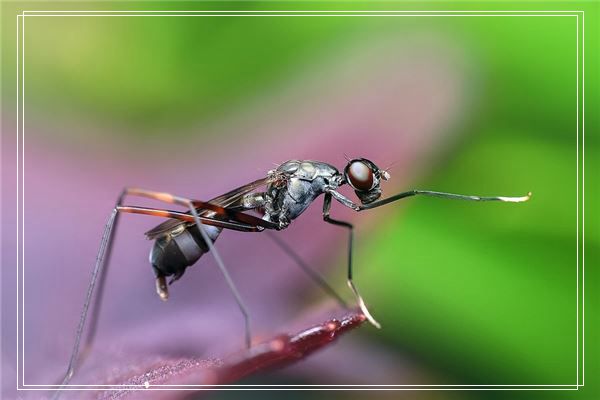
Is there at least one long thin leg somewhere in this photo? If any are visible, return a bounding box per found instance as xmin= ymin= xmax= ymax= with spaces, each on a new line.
xmin=53 ymin=202 xmax=186 ymax=393
xmin=74 ymin=189 xmax=150 ymax=386
xmin=322 ymin=193 xmax=381 ymax=329
xmin=327 ymin=188 xmax=531 ymax=213
xmin=53 ymin=207 xmax=119 ymax=398
xmin=318 ymin=188 xmax=530 ymax=331
xmin=118 ymin=188 xmax=252 ymax=348
xmin=265 ymin=231 xmax=347 ymax=308
xmin=359 ymin=190 xmax=531 ymax=210
xmin=188 ymin=205 xmax=252 ymax=348
xmin=117 ymin=206 xmax=260 ymax=232
xmin=55 ymin=193 xmax=256 ymax=395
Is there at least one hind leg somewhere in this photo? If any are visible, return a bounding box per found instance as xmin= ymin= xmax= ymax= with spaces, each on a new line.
xmin=114 ymin=188 xmax=252 ymax=348
xmin=54 ymin=190 xmax=254 ymax=398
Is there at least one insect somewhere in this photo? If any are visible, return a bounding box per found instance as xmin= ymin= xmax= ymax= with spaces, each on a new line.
xmin=55 ymin=158 xmax=531 ymax=389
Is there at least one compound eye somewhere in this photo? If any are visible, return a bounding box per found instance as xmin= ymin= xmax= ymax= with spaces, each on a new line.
xmin=347 ymin=161 xmax=374 ymax=191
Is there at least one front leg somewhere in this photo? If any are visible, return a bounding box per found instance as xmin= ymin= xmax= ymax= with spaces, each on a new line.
xmin=320 ymin=187 xmax=530 ymax=329
xmin=322 ymin=193 xmax=381 ymax=328
xmin=326 ymin=188 xmax=361 ymax=211
xmin=326 ymin=188 xmax=530 ymax=212
xmin=359 ymin=189 xmax=531 ymax=210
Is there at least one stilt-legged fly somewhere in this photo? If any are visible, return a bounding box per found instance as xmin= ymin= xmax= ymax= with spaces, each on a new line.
xmin=55 ymin=158 xmax=531 ymax=390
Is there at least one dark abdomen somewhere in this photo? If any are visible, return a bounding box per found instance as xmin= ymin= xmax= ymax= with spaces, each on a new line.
xmin=149 ymin=225 xmax=222 ymax=282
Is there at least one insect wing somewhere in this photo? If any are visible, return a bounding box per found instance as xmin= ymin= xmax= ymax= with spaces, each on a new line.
xmin=204 ymin=177 xmax=270 ymax=210
xmin=144 ymin=177 xmax=272 ymax=239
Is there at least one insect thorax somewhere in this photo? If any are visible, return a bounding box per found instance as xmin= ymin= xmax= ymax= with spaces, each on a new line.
xmin=263 ymin=160 xmax=342 ymax=228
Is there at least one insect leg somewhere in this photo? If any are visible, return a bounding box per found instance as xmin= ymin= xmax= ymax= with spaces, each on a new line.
xmin=265 ymin=231 xmax=348 ymax=308
xmin=322 ymin=193 xmax=381 ymax=329
xmin=55 ymin=189 xmax=148 ymax=394
xmin=359 ymin=190 xmax=531 ymax=210
xmin=54 ymin=207 xmax=120 ymax=396
xmin=117 ymin=206 xmax=260 ymax=232
xmin=118 ymin=188 xmax=252 ymax=348
xmin=55 ymin=203 xmax=261 ymax=396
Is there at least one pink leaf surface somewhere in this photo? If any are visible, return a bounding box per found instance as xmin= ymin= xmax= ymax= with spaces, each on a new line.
xmin=51 ymin=312 xmax=365 ymax=400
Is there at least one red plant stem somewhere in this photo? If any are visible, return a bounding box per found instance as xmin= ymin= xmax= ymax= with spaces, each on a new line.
xmin=214 ymin=312 xmax=366 ymax=384
xmin=97 ymin=312 xmax=366 ymax=399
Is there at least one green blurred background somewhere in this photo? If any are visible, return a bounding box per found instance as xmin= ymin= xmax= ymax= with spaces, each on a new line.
xmin=1 ymin=1 xmax=597 ymax=399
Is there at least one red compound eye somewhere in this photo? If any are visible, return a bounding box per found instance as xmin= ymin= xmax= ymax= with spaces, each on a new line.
xmin=346 ymin=161 xmax=374 ymax=191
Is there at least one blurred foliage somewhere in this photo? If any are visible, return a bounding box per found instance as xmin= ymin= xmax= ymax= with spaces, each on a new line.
xmin=17 ymin=15 xmax=364 ymax=133
xmin=1 ymin=1 xmax=598 ymax=399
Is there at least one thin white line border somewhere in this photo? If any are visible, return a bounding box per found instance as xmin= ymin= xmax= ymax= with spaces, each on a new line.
xmin=15 ymin=9 xmax=585 ymax=392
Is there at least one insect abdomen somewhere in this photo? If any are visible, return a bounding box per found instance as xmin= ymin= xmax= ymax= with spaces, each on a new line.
xmin=149 ymin=225 xmax=222 ymax=282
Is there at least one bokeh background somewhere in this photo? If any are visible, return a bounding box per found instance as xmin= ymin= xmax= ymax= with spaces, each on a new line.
xmin=1 ymin=1 xmax=598 ymax=400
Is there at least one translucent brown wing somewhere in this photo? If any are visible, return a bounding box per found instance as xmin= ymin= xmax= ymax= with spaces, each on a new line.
xmin=144 ymin=177 xmax=271 ymax=240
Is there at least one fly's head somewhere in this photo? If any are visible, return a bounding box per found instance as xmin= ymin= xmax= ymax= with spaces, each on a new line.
xmin=343 ymin=158 xmax=390 ymax=205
